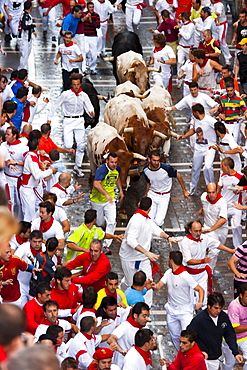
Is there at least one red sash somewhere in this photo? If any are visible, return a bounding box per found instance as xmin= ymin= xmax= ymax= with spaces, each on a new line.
xmin=185 ymin=265 xmax=213 ymax=293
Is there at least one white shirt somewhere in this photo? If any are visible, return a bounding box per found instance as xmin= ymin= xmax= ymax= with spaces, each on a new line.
xmin=0 ymin=85 xmax=14 ymax=103
xmin=0 ymin=144 xmax=10 ymax=187
xmin=22 ymin=94 xmax=48 ymax=125
xmin=218 ymin=171 xmax=242 ymax=207
xmin=217 ymin=133 xmax=242 ymax=172
xmin=21 ymin=151 xmax=52 ymax=188
xmin=179 ymin=234 xmax=220 ymax=269
xmin=191 ymin=114 xmax=217 ymax=149
xmin=210 ymin=1 xmax=227 ymax=23
xmin=111 ymin=321 xmax=144 ymax=369
xmin=93 ymin=0 xmax=116 ymax=22
xmin=123 ymin=346 xmax=151 ymax=370
xmin=67 ymin=332 xmax=102 ymax=370
xmin=154 ymin=0 xmax=177 ymax=17
xmin=153 ymin=45 xmax=175 ymax=75
xmin=58 ymin=42 xmax=81 ymax=72
xmin=50 ymin=184 xmax=74 ymax=208
xmin=194 ymin=16 xmax=218 ymax=40
xmin=4 ymin=0 xmax=24 ymax=16
xmin=161 ymin=268 xmax=198 ymax=314
xmin=47 ymin=89 xmax=94 ymax=120
xmin=175 ymin=92 xmax=217 ymax=115
xmin=200 ymin=192 xmax=228 ymax=231
xmin=97 ymin=306 xmax=131 ymax=347
xmin=179 ymin=21 xmax=194 ymax=47
xmin=73 ymin=307 xmax=96 ymax=328
xmin=3 ymin=140 xmax=27 ymax=177
xmin=35 ymin=205 xmax=67 ymax=225
xmin=31 ymin=217 xmax=64 ymax=241
xmin=119 ymin=213 xmax=163 ymax=261
xmin=144 ymin=163 xmax=177 ymax=193
xmin=183 ymin=59 xmax=194 ymax=83
xmin=34 ymin=319 xmax=71 ymax=342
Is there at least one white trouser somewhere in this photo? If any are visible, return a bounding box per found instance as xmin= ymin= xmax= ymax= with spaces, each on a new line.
xmin=153 ymin=72 xmax=170 ymax=90
xmin=6 ymin=13 xmax=22 ymax=36
xmin=227 ymin=206 xmax=242 ymax=248
xmin=63 ymin=117 xmax=85 ymax=168
xmin=2 ymin=295 xmax=22 ymax=308
xmin=217 ymin=23 xmax=231 ymax=63
xmin=190 ymin=147 xmax=215 ymax=192
xmin=188 ymin=270 xmax=208 ymax=307
xmin=222 ymin=339 xmax=247 ymax=370
xmin=18 ymin=34 xmax=32 ymax=70
xmin=19 ymin=282 xmax=32 ymax=308
xmin=90 ymin=200 xmax=116 ymax=249
xmin=74 ymin=34 xmax=86 ymax=72
xmin=224 ymin=122 xmax=241 ymax=145
xmin=125 ymin=4 xmax=141 ymax=32
xmin=97 ymin=21 xmax=108 ymax=54
xmin=194 ymin=30 xmax=202 ymax=48
xmin=5 ymin=175 xmax=22 ymax=220
xmin=177 ymin=45 xmax=190 ymax=75
xmin=183 ymin=83 xmax=192 ymax=120
xmin=148 ymin=189 xmax=170 ymax=226
xmin=206 ymin=359 xmax=220 ymax=370
xmin=38 ymin=6 xmax=56 ymax=37
xmin=205 ymin=226 xmax=228 ymax=247
xmin=165 ymin=306 xmax=193 ymax=350
xmin=85 ymin=36 xmax=98 ymax=71
xmin=120 ymin=258 xmax=153 ymax=307
xmin=20 ymin=185 xmax=43 ymax=222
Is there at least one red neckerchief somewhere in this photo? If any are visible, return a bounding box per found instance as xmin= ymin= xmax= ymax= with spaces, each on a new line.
xmin=40 ymin=318 xmax=58 ymax=325
xmin=184 ymin=20 xmax=192 ymax=25
xmin=7 ymin=139 xmax=22 ymax=146
xmin=20 ymin=132 xmax=29 ymax=139
xmin=81 ymin=332 xmax=94 ymax=340
xmin=80 ymin=307 xmax=96 ymax=314
xmin=0 ymin=346 xmax=7 ymax=362
xmin=199 ymin=58 xmax=208 ymax=68
xmin=71 ymin=87 xmax=83 ymax=96
xmin=186 ymin=234 xmax=202 ymax=242
xmin=134 ymin=346 xmax=152 ymax=366
xmin=213 ymin=0 xmax=222 ymax=3
xmin=202 ymin=15 xmax=209 ymax=22
xmin=16 ymin=234 xmax=27 ymax=245
xmin=206 ymin=192 xmax=222 ymax=204
xmin=39 ymin=217 xmax=54 ymax=233
xmin=105 ymin=287 xmax=117 ymax=301
xmin=127 ymin=316 xmax=145 ymax=329
xmin=14 ymin=78 xmax=25 ymax=86
xmin=30 ymin=245 xmax=40 ymax=257
xmin=153 ymin=46 xmax=163 ymax=53
xmin=133 ymin=209 xmax=151 ymax=219
xmin=64 ymin=41 xmax=73 ymax=47
xmin=52 ymin=182 xmax=68 ymax=194
xmin=173 ymin=265 xmax=187 ymax=275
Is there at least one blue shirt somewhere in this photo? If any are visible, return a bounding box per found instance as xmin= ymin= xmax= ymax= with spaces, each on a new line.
xmin=125 ymin=287 xmax=147 ymax=305
xmin=62 ymin=13 xmax=81 ymax=37
xmin=11 ymin=97 xmax=24 ymax=131
xmin=11 ymin=80 xmax=24 ymax=96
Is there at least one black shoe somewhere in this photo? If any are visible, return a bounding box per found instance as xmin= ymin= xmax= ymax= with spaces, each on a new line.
xmin=4 ymin=34 xmax=11 ymax=42
xmin=43 ymin=30 xmax=47 ymax=38
xmin=52 ymin=36 xmax=56 ymax=42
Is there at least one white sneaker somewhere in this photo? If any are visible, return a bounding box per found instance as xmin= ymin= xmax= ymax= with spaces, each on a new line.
xmin=73 ymin=167 xmax=84 ymax=177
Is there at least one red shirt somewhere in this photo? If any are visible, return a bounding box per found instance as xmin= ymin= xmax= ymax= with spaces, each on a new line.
xmin=0 ymin=256 xmax=28 ymax=302
xmin=66 ymin=252 xmax=111 ymax=292
xmin=51 ymin=281 xmax=82 ymax=309
xmin=50 ymin=0 xmax=86 ymax=16
xmin=168 ymin=343 xmax=207 ymax=370
xmin=157 ymin=18 xmax=178 ymax=42
xmin=23 ymin=298 xmax=46 ymax=334
xmin=38 ymin=136 xmax=58 ymax=161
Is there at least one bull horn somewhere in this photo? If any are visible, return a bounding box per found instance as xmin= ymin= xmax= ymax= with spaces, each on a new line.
xmin=153 ymin=130 xmax=167 ymax=140
xmin=103 ymin=153 xmax=109 ymax=159
xmin=148 ymin=119 xmax=156 ymax=126
xmin=169 ymin=130 xmax=179 ymax=139
xmin=101 ymin=55 xmax=114 ymax=62
xmin=133 ymin=153 xmax=147 ymax=160
xmin=134 ymin=91 xmax=150 ymax=99
xmin=123 ymin=127 xmax=134 ymax=133
xmin=147 ymin=67 xmax=161 ymax=73
xmin=97 ymin=95 xmax=108 ymax=102
xmin=125 ymin=67 xmax=135 ymax=75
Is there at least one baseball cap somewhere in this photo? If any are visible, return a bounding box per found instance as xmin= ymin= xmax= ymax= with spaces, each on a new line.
xmin=239 ymin=38 xmax=247 ymax=45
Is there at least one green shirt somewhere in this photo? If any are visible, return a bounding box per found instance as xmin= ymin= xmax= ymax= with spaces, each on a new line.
xmin=90 ymin=163 xmax=120 ymax=203
xmin=66 ymin=224 xmax=105 ymax=262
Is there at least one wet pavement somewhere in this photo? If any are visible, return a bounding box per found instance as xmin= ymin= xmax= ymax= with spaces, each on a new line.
xmin=0 ymin=3 xmax=245 ymax=366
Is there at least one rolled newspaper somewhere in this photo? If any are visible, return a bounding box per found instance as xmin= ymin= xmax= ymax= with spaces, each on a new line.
xmin=157 ymin=335 xmax=167 ymax=370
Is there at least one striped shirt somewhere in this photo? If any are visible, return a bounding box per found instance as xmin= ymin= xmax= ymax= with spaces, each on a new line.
xmin=234 ymin=242 xmax=247 ymax=283
xmin=82 ymin=11 xmax=100 ymax=36
xmin=219 ymin=93 xmax=247 ymax=123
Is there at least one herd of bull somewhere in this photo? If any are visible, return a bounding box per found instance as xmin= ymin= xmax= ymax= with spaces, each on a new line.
xmin=81 ymin=30 xmax=179 ymax=187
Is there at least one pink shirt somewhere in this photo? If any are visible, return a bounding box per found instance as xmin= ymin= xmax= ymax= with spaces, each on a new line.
xmin=228 ymin=297 xmax=247 ymax=342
